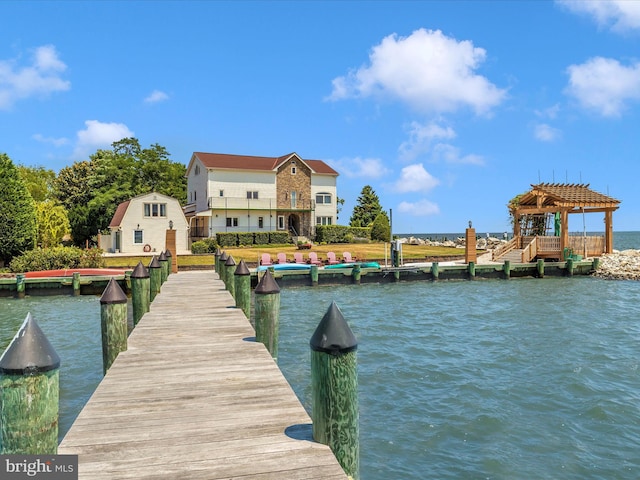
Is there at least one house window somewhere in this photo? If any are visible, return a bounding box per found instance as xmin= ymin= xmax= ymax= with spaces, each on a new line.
xmin=277 ymin=215 xmax=285 ymax=230
xmin=291 ymin=166 xmax=297 ymax=175
xmin=219 ymin=190 xmax=224 ymax=197
xmin=246 ymin=191 xmax=258 ymax=199
xmin=316 ymin=216 xmax=333 ymax=225
xmin=195 ymin=164 xmax=200 ymax=175
xmin=133 ymin=229 xmax=144 ymax=244
xmin=144 ymin=203 xmax=167 ymax=217
xmin=258 ymin=216 xmax=264 ymax=228
xmin=290 ymin=191 xmax=297 ymax=209
xmin=316 ymin=193 xmax=332 ymax=204
xmin=226 ymin=217 xmax=239 ymax=227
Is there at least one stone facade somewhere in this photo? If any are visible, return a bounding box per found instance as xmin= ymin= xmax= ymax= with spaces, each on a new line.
xmin=276 ymin=157 xmax=313 ymax=237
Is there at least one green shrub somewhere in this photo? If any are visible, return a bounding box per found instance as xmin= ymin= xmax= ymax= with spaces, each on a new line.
xmin=371 ymin=213 xmax=391 ymax=242
xmin=9 ymin=246 xmax=105 ymax=273
xmin=191 ymin=238 xmax=218 ymax=254
xmin=269 ymin=232 xmax=291 ymax=244
xmin=254 ymin=232 xmax=269 ymax=245
xmin=316 ymin=225 xmax=370 ymax=243
xmin=215 ymin=232 xmax=237 ymax=247
xmin=237 ymin=232 xmax=254 ymax=246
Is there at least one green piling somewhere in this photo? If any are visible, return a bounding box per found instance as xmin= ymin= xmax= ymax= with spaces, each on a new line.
xmin=468 ymin=261 xmax=476 ymax=279
xmin=0 ymin=313 xmax=60 ymax=454
xmin=254 ymin=270 xmax=280 ymax=360
xmin=431 ymin=262 xmax=439 ymax=280
xmin=100 ymin=277 xmax=128 ymax=375
xmin=537 ymin=258 xmax=545 ymax=278
xmin=164 ymin=249 xmax=173 ymax=277
xmin=15 ymin=273 xmax=25 ymax=299
xmin=503 ymin=260 xmax=511 ymax=279
xmin=566 ymin=257 xmax=574 ymax=276
xmin=234 ymin=260 xmax=251 ymax=319
xmin=310 ymin=264 xmax=319 ymax=286
xmin=159 ymin=251 xmax=169 ymax=284
xmin=310 ymin=301 xmax=359 ymax=479
xmin=352 ymin=264 xmax=361 ymax=285
xmin=72 ymin=271 xmax=81 ymax=296
xmin=218 ymin=251 xmax=228 ymax=287
xmin=130 ymin=262 xmax=150 ymax=325
xmin=149 ymin=255 xmax=162 ymax=302
xmin=214 ymin=248 xmax=222 ymax=278
xmin=592 ymin=257 xmax=601 ymax=271
xmin=394 ymin=270 xmax=400 ymax=282
xmin=225 ymin=255 xmax=237 ymax=299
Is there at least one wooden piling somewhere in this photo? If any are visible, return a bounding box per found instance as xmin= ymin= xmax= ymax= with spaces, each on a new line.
xmin=219 ymin=251 xmax=229 ymax=287
xmin=130 ymin=262 xmax=150 ymax=325
xmin=234 ymin=260 xmax=251 ymax=319
xmin=72 ymin=271 xmax=81 ymax=296
xmin=431 ymin=262 xmax=439 ymax=280
xmin=15 ymin=273 xmax=25 ymax=299
xmin=310 ymin=264 xmax=319 ymax=286
xmin=537 ymin=258 xmax=545 ymax=278
xmin=310 ymin=301 xmax=359 ymax=479
xmin=225 ymin=255 xmax=237 ymax=299
xmin=468 ymin=261 xmax=476 ymax=279
xmin=159 ymin=251 xmax=169 ymax=284
xmin=100 ymin=278 xmax=128 ymax=375
xmin=566 ymin=257 xmax=574 ymax=276
xmin=164 ymin=249 xmax=174 ymax=275
xmin=214 ymin=248 xmax=222 ymax=278
xmin=0 ymin=313 xmax=60 ymax=454
xmin=352 ymin=264 xmax=361 ymax=285
xmin=394 ymin=270 xmax=400 ymax=282
xmin=149 ymin=255 xmax=162 ymax=302
xmin=254 ymin=270 xmax=280 ymax=360
xmin=503 ymin=260 xmax=511 ymax=279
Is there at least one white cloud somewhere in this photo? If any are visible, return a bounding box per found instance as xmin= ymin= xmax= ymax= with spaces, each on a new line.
xmin=144 ymin=90 xmax=169 ymax=104
xmin=534 ymin=104 xmax=561 ymax=119
xmin=397 ymin=199 xmax=440 ymax=216
xmin=399 ymin=121 xmax=456 ymax=162
xmin=0 ymin=45 xmax=70 ymax=110
xmin=557 ymin=0 xmax=640 ymax=33
xmin=534 ymin=123 xmax=562 ymax=142
xmin=32 ymin=133 xmax=69 ymax=147
xmin=327 ymin=28 xmax=507 ymax=115
xmin=394 ymin=163 xmax=439 ymax=193
xmin=565 ymin=57 xmax=640 ymax=117
xmin=432 ymin=143 xmax=485 ymax=165
xmin=73 ymin=120 xmax=134 ymax=159
xmin=331 ymin=156 xmax=391 ymax=179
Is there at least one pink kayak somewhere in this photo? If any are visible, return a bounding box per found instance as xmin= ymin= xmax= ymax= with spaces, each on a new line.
xmin=24 ymin=268 xmax=128 ymax=278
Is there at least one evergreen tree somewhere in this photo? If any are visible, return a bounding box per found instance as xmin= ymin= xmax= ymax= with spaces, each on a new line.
xmin=370 ymin=212 xmax=391 ymax=242
xmin=0 ymin=154 xmax=37 ymax=264
xmin=350 ymin=185 xmax=383 ymax=227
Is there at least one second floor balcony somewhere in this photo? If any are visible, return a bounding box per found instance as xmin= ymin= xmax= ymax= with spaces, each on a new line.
xmin=207 ymin=196 xmax=315 ymax=211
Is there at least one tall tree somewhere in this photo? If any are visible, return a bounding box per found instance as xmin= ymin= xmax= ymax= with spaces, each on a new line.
xmin=0 ymin=154 xmax=37 ymax=264
xmin=36 ymin=200 xmax=71 ymax=247
xmin=350 ymin=185 xmax=384 ymax=227
xmin=18 ymin=165 xmax=56 ymax=202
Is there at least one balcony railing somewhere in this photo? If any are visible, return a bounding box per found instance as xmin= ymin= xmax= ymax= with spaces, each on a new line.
xmin=207 ymin=197 xmax=315 ymax=211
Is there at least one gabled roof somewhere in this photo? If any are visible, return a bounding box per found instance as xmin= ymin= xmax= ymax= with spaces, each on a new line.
xmin=109 ymin=192 xmax=182 ymax=228
xmin=514 ymin=183 xmax=620 ymax=211
xmin=190 ymin=152 xmax=338 ymax=176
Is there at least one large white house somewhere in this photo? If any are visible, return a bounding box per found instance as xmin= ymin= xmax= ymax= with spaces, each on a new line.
xmin=105 ymin=192 xmax=189 ymax=254
xmin=185 ymin=152 xmax=339 ymax=241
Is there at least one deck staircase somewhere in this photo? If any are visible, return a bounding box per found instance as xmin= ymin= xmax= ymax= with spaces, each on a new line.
xmin=501 ymin=249 xmax=524 ymax=263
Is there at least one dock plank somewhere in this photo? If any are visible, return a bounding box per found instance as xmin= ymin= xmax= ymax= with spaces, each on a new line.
xmin=58 ymin=271 xmax=348 ymax=479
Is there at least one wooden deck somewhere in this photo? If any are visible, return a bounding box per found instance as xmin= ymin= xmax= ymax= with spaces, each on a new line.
xmin=58 ymin=271 xmax=348 ymax=479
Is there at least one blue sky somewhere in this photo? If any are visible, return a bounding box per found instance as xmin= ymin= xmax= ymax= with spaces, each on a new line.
xmin=2 ymin=1 xmax=640 ymax=235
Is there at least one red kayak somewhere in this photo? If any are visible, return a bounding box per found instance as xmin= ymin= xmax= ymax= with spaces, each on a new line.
xmin=24 ymin=268 xmax=128 ymax=278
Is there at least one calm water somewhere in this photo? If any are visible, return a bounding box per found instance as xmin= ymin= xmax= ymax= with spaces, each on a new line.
xmin=1 ymin=232 xmax=639 ymax=478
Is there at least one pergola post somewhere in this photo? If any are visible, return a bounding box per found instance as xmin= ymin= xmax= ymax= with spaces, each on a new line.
xmin=605 ymin=210 xmax=614 ymax=254
xmin=560 ymin=209 xmax=569 ymax=254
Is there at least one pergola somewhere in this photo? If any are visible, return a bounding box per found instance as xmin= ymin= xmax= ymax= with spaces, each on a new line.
xmin=510 ymin=183 xmax=620 ymax=255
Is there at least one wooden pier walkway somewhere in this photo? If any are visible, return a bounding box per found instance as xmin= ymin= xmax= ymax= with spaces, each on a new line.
xmin=58 ymin=271 xmax=348 ymax=479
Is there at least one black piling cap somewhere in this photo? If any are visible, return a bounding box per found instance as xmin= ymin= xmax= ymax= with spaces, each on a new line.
xmin=214 ymin=247 xmax=221 ymax=257
xmin=159 ymin=251 xmax=167 ymax=261
xmin=164 ymin=249 xmax=172 ymax=258
xmin=100 ymin=277 xmax=128 ymax=305
xmin=235 ymin=259 xmax=250 ymax=276
xmin=0 ymin=313 xmax=60 ymax=375
xmin=131 ymin=261 xmax=149 ymax=278
xmin=149 ymin=255 xmax=161 ymax=269
xmin=225 ymin=255 xmax=236 ymax=267
xmin=219 ymin=251 xmax=228 ymax=262
xmin=310 ymin=301 xmax=358 ymax=355
xmin=255 ymin=269 xmax=280 ymax=294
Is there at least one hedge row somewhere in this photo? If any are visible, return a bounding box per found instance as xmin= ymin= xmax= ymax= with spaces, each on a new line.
xmin=10 ymin=246 xmax=106 ymax=273
xmin=315 ymin=225 xmax=371 ymax=243
xmin=215 ymin=231 xmax=293 ymax=247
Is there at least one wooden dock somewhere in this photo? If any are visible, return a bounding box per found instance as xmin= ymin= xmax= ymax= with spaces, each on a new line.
xmin=58 ymin=270 xmax=348 ymax=479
